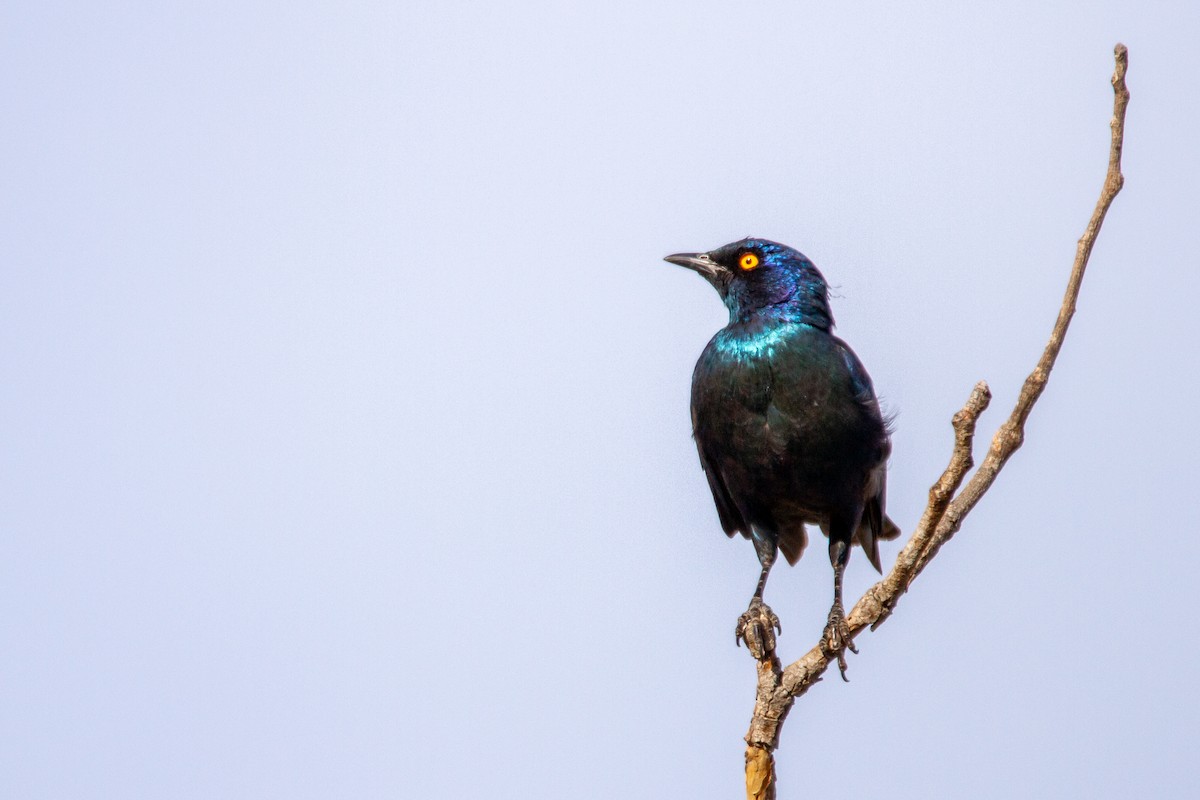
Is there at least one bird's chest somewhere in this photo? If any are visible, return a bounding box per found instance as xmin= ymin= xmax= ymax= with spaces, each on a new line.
xmin=691 ymin=335 xmax=774 ymax=422
xmin=690 ymin=326 xmax=854 ymax=463
xmin=691 ymin=325 xmax=827 ymax=417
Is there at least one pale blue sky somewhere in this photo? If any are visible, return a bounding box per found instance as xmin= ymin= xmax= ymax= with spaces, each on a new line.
xmin=3 ymin=2 xmax=1198 ymax=797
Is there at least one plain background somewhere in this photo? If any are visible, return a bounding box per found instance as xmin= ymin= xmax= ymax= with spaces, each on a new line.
xmin=4 ymin=2 xmax=1198 ymax=797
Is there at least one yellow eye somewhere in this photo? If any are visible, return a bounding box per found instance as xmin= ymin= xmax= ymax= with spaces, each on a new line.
xmin=738 ymin=252 xmax=760 ymax=271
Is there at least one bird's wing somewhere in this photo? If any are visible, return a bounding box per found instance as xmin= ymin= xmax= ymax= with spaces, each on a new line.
xmin=832 ymin=336 xmax=900 ymax=568
xmin=691 ymin=405 xmax=748 ymax=539
xmin=762 ymin=332 xmax=897 ymax=567
xmin=760 ymin=331 xmax=885 ymax=445
xmin=833 ymin=335 xmax=882 ymax=410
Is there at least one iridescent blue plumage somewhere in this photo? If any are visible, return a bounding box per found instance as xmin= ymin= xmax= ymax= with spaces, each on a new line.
xmin=665 ymin=237 xmax=898 ymax=676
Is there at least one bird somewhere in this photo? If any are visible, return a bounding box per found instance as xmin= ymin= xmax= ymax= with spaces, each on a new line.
xmin=664 ymin=237 xmax=898 ymax=678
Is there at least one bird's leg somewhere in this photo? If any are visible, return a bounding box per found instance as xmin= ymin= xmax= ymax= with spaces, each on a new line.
xmin=823 ymin=538 xmax=856 ymax=681
xmin=736 ymin=537 xmax=780 ymax=659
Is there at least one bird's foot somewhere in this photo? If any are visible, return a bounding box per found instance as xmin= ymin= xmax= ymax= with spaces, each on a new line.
xmin=823 ymin=601 xmax=857 ymax=681
xmin=736 ymin=597 xmax=781 ymax=659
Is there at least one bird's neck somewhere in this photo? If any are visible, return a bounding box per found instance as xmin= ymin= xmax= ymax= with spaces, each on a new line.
xmin=726 ymin=288 xmax=833 ymax=332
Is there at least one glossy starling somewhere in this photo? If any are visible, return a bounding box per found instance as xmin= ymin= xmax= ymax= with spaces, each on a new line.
xmin=665 ymin=238 xmax=898 ymax=677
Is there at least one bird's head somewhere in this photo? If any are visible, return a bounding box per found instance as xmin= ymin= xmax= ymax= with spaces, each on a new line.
xmin=664 ymin=237 xmax=833 ymax=329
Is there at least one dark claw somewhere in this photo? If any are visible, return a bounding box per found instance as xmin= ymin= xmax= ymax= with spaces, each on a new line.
xmin=735 ymin=597 xmax=781 ymax=659
xmin=823 ymin=602 xmax=856 ymax=681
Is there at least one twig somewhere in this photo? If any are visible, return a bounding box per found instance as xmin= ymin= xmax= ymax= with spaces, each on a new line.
xmin=741 ymin=44 xmax=1130 ymax=800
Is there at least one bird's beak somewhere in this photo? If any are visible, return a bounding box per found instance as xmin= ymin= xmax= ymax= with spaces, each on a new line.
xmin=664 ymin=252 xmax=731 ymax=294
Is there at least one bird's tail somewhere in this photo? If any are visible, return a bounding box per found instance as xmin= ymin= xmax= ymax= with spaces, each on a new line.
xmin=856 ymin=513 xmax=901 ymax=573
xmin=777 ymin=525 xmax=808 ymax=566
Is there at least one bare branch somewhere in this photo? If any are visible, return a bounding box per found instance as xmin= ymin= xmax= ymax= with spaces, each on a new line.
xmin=742 ymin=44 xmax=1130 ymax=799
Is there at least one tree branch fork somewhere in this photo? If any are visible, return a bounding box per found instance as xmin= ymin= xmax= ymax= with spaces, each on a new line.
xmin=742 ymin=44 xmax=1130 ymax=800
